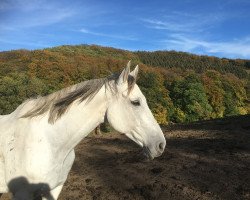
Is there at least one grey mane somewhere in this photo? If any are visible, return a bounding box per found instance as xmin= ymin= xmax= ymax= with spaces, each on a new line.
xmin=22 ymin=73 xmax=135 ymax=124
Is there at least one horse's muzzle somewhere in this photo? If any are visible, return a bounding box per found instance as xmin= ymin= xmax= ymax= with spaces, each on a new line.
xmin=143 ymin=140 xmax=166 ymax=160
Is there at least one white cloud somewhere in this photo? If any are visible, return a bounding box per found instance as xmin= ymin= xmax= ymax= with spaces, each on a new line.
xmin=142 ymin=12 xmax=226 ymax=33
xmin=79 ymin=28 xmax=92 ymax=34
xmin=142 ymin=11 xmax=250 ymax=58
xmin=0 ymin=0 xmax=75 ymax=30
xmin=142 ymin=19 xmax=196 ymax=32
xmin=79 ymin=28 xmax=137 ymax=41
xmin=0 ymin=38 xmax=49 ymax=48
xmin=22 ymin=9 xmax=75 ymax=28
xmin=163 ymin=34 xmax=250 ymax=58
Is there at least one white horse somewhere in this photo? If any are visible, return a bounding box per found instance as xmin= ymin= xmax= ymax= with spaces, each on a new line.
xmin=0 ymin=62 xmax=166 ymax=199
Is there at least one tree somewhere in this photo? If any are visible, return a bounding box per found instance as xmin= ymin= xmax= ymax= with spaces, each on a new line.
xmin=138 ymin=71 xmax=174 ymax=125
xmin=0 ymin=73 xmax=48 ymax=115
xmin=169 ymin=74 xmax=213 ymax=122
xmin=202 ymin=70 xmax=225 ymax=118
xmin=222 ymin=74 xmax=247 ymax=116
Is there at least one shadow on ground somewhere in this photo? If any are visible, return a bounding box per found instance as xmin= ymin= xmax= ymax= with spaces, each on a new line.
xmin=60 ymin=115 xmax=250 ymax=200
xmin=1 ymin=177 xmax=54 ymax=200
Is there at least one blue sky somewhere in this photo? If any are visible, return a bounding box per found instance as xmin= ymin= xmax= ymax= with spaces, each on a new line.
xmin=0 ymin=0 xmax=250 ymax=59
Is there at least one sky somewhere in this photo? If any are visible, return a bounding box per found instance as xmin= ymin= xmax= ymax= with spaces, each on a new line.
xmin=0 ymin=0 xmax=250 ymax=59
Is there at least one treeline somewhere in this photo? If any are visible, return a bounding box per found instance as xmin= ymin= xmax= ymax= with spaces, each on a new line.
xmin=0 ymin=45 xmax=249 ymax=124
xmin=138 ymin=68 xmax=248 ymax=123
xmin=136 ymin=50 xmax=250 ymax=79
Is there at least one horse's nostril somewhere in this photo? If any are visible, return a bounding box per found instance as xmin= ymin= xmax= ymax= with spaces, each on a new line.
xmin=158 ymin=142 xmax=164 ymax=152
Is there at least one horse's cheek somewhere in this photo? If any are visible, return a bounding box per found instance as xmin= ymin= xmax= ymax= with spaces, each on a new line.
xmin=107 ymin=106 xmax=127 ymax=133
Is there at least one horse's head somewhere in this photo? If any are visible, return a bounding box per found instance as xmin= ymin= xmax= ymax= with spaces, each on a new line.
xmin=107 ymin=62 xmax=166 ymax=159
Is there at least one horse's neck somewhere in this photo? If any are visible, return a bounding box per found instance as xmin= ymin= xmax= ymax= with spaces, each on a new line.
xmin=50 ymin=86 xmax=108 ymax=153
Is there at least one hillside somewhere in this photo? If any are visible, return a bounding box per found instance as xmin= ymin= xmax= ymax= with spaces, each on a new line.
xmin=0 ymin=45 xmax=249 ymax=124
xmin=136 ymin=50 xmax=250 ymax=78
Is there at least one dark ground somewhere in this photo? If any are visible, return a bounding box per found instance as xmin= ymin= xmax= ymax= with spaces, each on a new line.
xmin=1 ymin=115 xmax=250 ymax=200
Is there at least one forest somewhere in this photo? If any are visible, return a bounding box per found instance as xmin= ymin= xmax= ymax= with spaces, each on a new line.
xmin=0 ymin=44 xmax=249 ymax=124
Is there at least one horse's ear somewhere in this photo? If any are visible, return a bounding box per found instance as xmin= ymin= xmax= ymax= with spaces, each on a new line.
xmin=129 ymin=65 xmax=139 ymax=80
xmin=117 ymin=61 xmax=131 ymax=85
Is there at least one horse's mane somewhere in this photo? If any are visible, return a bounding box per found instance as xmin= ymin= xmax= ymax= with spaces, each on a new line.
xmin=21 ymin=73 xmax=135 ymax=124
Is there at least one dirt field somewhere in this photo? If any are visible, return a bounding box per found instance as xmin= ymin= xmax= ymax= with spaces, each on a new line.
xmin=1 ymin=115 xmax=250 ymax=200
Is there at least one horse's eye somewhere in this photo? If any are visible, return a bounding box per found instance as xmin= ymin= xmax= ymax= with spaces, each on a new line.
xmin=131 ymin=100 xmax=140 ymax=106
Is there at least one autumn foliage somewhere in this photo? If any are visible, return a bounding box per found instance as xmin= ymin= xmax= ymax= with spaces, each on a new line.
xmin=0 ymin=45 xmax=249 ymax=125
